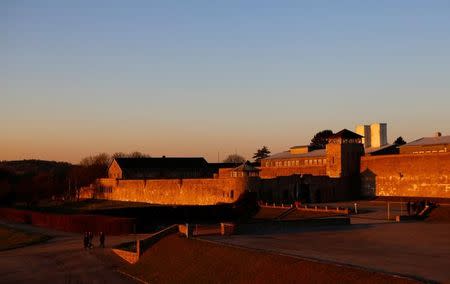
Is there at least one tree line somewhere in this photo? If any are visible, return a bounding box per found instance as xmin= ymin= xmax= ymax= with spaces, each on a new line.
xmin=0 ymin=151 xmax=150 ymax=206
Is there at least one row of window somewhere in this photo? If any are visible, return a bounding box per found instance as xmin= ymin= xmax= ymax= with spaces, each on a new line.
xmin=231 ymin=171 xmax=259 ymax=177
xmin=265 ymin=158 xmax=327 ymax=168
xmin=412 ymin=149 xmax=447 ymax=154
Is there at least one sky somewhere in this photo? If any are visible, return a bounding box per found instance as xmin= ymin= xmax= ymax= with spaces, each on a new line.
xmin=2 ymin=0 xmax=450 ymax=163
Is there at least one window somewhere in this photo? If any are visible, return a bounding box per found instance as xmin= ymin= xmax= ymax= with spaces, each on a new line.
xmin=230 ymin=190 xmax=234 ymax=199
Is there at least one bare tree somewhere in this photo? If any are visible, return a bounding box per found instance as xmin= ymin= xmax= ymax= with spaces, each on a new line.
xmin=80 ymin=153 xmax=111 ymax=167
xmin=111 ymin=151 xmax=150 ymax=159
xmin=223 ymin=154 xmax=246 ymax=164
xmin=129 ymin=151 xmax=149 ymax=158
xmin=111 ymin=152 xmax=127 ymax=159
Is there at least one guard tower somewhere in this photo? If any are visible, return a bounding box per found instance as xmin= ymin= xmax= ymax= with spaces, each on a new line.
xmin=326 ymin=129 xmax=364 ymax=178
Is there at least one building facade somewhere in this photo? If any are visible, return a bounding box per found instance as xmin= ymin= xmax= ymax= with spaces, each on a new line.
xmin=82 ymin=128 xmax=450 ymax=206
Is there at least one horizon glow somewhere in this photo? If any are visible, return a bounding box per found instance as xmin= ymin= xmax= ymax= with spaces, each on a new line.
xmin=2 ymin=1 xmax=450 ymax=163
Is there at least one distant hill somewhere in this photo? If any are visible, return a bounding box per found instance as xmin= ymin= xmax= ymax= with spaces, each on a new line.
xmin=0 ymin=160 xmax=72 ymax=176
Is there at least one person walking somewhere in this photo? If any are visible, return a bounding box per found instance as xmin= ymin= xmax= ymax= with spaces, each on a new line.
xmin=99 ymin=232 xmax=105 ymax=248
xmin=83 ymin=232 xmax=89 ymax=249
xmin=88 ymin=232 xmax=94 ymax=249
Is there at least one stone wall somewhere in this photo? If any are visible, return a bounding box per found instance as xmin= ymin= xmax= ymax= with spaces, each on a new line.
xmin=83 ymin=177 xmax=255 ymax=206
xmin=360 ymin=152 xmax=450 ymax=198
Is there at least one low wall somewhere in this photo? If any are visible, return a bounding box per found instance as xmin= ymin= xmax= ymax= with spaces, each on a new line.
xmin=361 ymin=152 xmax=450 ymax=198
xmin=86 ymin=177 xmax=254 ymax=206
xmin=259 ymin=203 xmax=349 ymax=214
xmin=113 ymin=224 xmax=179 ymax=264
xmin=139 ymin=224 xmax=179 ymax=253
xmin=0 ymin=208 xmax=136 ymax=235
xmin=112 ymin=249 xmax=139 ymax=264
xmin=178 ymin=223 xmax=236 ymax=237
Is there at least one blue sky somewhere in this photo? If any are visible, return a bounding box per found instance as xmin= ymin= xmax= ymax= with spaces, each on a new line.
xmin=2 ymin=0 xmax=450 ymax=163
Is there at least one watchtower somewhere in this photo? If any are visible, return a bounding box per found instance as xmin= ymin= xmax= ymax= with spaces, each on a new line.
xmin=326 ymin=129 xmax=364 ymax=178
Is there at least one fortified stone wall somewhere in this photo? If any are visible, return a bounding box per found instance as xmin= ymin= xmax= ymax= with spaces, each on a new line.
xmin=83 ymin=177 xmax=255 ymax=206
xmin=360 ymin=152 xmax=450 ymax=198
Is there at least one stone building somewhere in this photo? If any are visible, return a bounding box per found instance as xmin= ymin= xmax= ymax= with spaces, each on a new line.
xmin=254 ymin=129 xmax=364 ymax=203
xmin=356 ymin=123 xmax=398 ymax=156
xmin=325 ymin=129 xmax=364 ymax=178
xmin=399 ymin=132 xmax=449 ymax=154
xmin=355 ymin=123 xmax=388 ymax=148
xmin=81 ymin=127 xmax=450 ymax=206
xmin=259 ymin=129 xmax=363 ymax=179
xmin=108 ymin=157 xmax=211 ymax=179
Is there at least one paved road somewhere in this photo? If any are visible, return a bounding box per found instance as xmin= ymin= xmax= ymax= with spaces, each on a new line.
xmin=205 ymin=201 xmax=450 ymax=283
xmin=0 ymin=221 xmax=147 ymax=284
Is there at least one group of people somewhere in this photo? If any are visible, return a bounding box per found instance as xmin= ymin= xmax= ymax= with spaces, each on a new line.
xmin=83 ymin=231 xmax=105 ymax=249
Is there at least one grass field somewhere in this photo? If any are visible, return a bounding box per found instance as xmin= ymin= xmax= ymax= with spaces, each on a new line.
xmin=0 ymin=224 xmax=50 ymax=251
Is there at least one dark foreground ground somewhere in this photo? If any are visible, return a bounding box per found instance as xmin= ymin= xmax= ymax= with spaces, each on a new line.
xmin=122 ymin=233 xmax=417 ymax=284
xmin=0 ymin=221 xmax=145 ymax=284
xmin=0 ymin=201 xmax=449 ymax=283
xmin=0 ymin=220 xmax=418 ymax=284
xmin=0 ymin=224 xmax=50 ymax=251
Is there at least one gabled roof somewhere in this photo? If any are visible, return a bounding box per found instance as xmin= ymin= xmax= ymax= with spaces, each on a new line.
xmin=401 ymin=135 xmax=450 ymax=147
xmin=262 ymin=149 xmax=326 ymax=160
xmin=113 ymin=157 xmax=208 ymax=169
xmin=208 ymin=163 xmax=242 ymax=170
xmin=329 ymin=129 xmax=363 ymax=139
xmin=364 ymin=144 xmax=398 ymax=155
xmin=233 ymin=163 xmax=260 ymax=172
